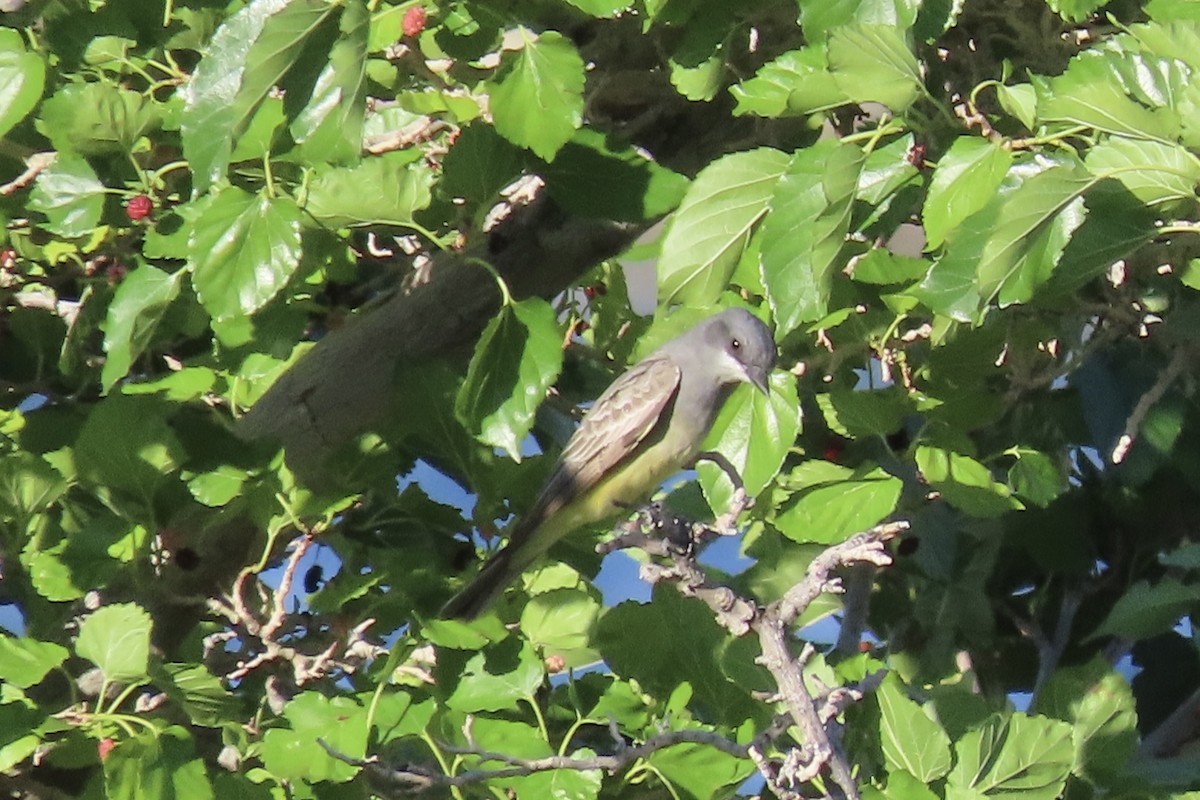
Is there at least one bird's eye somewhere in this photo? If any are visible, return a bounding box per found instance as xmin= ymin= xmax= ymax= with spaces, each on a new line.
xmin=731 ymin=338 xmax=741 ymax=350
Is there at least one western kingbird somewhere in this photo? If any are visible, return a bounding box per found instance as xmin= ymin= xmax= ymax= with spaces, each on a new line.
xmin=442 ymin=307 xmax=777 ymax=619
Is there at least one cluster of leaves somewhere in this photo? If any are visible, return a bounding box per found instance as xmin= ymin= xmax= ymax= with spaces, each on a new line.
xmin=3 ymin=0 xmax=1200 ymax=797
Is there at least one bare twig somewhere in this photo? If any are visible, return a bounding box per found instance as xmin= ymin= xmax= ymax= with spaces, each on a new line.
xmin=603 ymin=509 xmax=907 ymax=800
xmin=1111 ymin=344 xmax=1190 ymax=464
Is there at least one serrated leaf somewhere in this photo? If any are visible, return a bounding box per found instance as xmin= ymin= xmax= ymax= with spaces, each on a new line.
xmin=760 ymin=141 xmax=865 ymax=335
xmin=918 ymin=161 xmax=1095 ymax=320
xmin=1034 ymin=657 xmax=1137 ymax=782
xmin=849 ymin=249 xmax=930 ymax=286
xmin=774 ymin=467 xmax=902 ymax=544
xmin=698 ymin=370 xmax=800 ymax=514
xmin=857 ymin=133 xmax=920 ymax=205
xmin=1007 ymin=449 xmax=1065 ymax=508
xmin=305 ymin=153 xmax=434 ymax=226
xmin=947 ymin=714 xmax=1073 ymax=800
xmin=829 ymin=24 xmax=923 ymax=112
xmin=488 ymin=29 xmax=584 ymax=160
xmin=817 ymin=389 xmax=909 ymax=438
xmin=446 ymin=637 xmax=545 ymax=712
xmin=916 ymin=445 xmax=1023 ymax=517
xmin=878 ymin=674 xmax=953 ymax=781
xmin=75 ymin=395 xmax=185 ymax=501
xmin=731 ymin=46 xmax=850 ymax=117
xmin=0 ymin=635 xmax=68 ymax=689
xmin=1089 ymin=578 xmax=1199 ymax=640
xmin=659 ymin=148 xmax=790 ymax=306
xmin=28 ymin=156 xmax=106 ymax=238
xmin=189 ymin=188 xmax=303 ymax=321
xmin=290 ymin=0 xmax=369 ymax=163
xmin=1085 ymin=136 xmax=1200 ymax=206
xmin=924 ymin=138 xmax=1014 ymax=250
xmin=100 ymin=267 xmax=185 ymax=392
xmin=37 ymin=82 xmax=160 ymax=156
xmin=181 ymin=0 xmax=295 ymax=191
xmin=520 ymin=588 xmax=601 ymax=669
xmin=103 ymin=726 xmax=213 ymax=800
xmin=540 ymin=129 xmax=690 ymax=221
xmin=260 ymin=692 xmax=366 ymax=782
xmin=455 ymin=298 xmax=564 ymax=461
xmin=76 ymin=603 xmax=152 ymax=682
xmin=0 ymin=29 xmax=45 ymax=140
xmin=597 ymin=590 xmax=754 ymax=725
xmin=0 ymin=452 xmax=66 ymax=524
xmin=1036 ymin=53 xmax=1178 ymax=140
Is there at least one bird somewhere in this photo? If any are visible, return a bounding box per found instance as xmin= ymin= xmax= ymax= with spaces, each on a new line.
xmin=441 ymin=307 xmax=777 ymax=620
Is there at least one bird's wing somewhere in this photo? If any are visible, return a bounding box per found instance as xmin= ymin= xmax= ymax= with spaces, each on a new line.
xmin=506 ymin=353 xmax=682 ymax=547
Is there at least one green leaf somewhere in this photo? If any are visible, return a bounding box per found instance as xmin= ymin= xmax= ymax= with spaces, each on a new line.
xmin=698 ymin=370 xmax=801 ymax=515
xmin=877 ymin=674 xmax=952 ymax=781
xmin=562 ymin=0 xmax=629 ymax=14
xmin=829 ymin=24 xmax=923 ymax=112
xmin=189 ymin=188 xmax=303 ymax=321
xmin=75 ymin=395 xmax=185 ymax=500
xmin=76 ymin=603 xmax=152 ymax=682
xmin=1033 ymin=657 xmax=1137 ymax=782
xmin=520 ymin=588 xmax=602 ymax=669
xmin=774 ymin=467 xmax=903 ymax=544
xmin=37 ymin=82 xmax=160 ymax=155
xmin=817 ymin=388 xmax=910 ymax=438
xmin=104 ymin=726 xmax=213 ymax=800
xmin=760 ymin=141 xmax=866 ymax=335
xmin=1036 ymin=53 xmax=1178 ymax=141
xmin=916 ymin=445 xmax=1023 ymax=517
xmin=1049 ymin=0 xmax=1107 ymax=22
xmin=28 ymin=156 xmax=106 ymax=238
xmin=100 ymin=267 xmax=185 ymax=392
xmin=865 ymin=771 xmax=939 ymax=800
xmin=259 ymin=692 xmax=366 ymax=782
xmin=0 ymin=29 xmax=45 ymax=140
xmin=1085 ymin=136 xmax=1200 ymax=206
xmin=488 ymin=28 xmax=584 ymax=160
xmin=659 ymin=148 xmax=790 ymax=306
xmin=305 ymin=153 xmax=434 ymax=226
xmin=0 ymin=452 xmax=66 ymax=524
xmin=849 ymin=249 xmax=930 ymax=285
xmin=441 ymin=122 xmax=525 ymax=205
xmin=446 ymin=637 xmax=545 ymax=712
xmin=918 ymin=160 xmax=1094 ymax=320
xmin=0 ymin=635 xmax=68 ymax=689
xmin=181 ymin=0 xmax=301 ymax=190
xmin=731 ymin=46 xmax=850 ymax=117
xmin=1089 ymin=578 xmax=1199 ymax=640
xmin=513 ymin=748 xmax=603 ymax=800
xmin=857 ymin=133 xmax=920 ymax=205
xmin=455 ymin=298 xmax=564 ymax=461
xmin=540 ymin=130 xmax=690 ymax=221
xmin=1007 ymin=449 xmax=1065 ymax=508
xmin=157 ymin=663 xmax=237 ymax=728
xmin=648 ymin=734 xmax=757 ymax=799
xmin=924 ymin=138 xmax=1014 ymax=250
xmin=290 ymin=0 xmax=369 ymax=163
xmin=946 ymin=713 xmax=1073 ymax=800
xmin=598 ymin=590 xmax=754 ymax=725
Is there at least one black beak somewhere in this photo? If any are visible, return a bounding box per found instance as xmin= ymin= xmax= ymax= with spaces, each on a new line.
xmin=747 ymin=365 xmax=770 ymax=395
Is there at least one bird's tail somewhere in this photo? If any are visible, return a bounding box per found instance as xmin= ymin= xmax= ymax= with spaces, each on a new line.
xmin=440 ymin=546 xmax=523 ymax=620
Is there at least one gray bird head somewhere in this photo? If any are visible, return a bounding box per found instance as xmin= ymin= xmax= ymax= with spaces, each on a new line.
xmin=700 ymin=308 xmax=777 ymax=394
